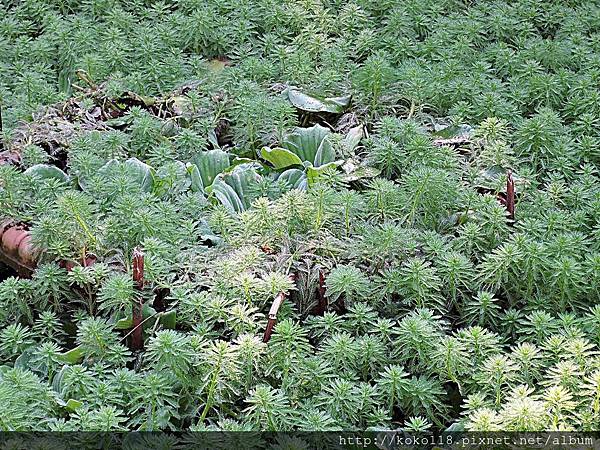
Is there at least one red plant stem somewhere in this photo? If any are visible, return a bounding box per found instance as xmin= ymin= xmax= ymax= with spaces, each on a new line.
xmin=263 ymin=274 xmax=296 ymax=343
xmin=317 ymin=270 xmax=327 ymax=315
xmin=263 ymin=291 xmax=286 ymax=343
xmin=131 ymin=247 xmax=144 ymax=350
xmin=506 ymin=170 xmax=515 ymax=220
xmin=0 ymin=103 xmax=3 ymax=150
xmin=263 ymin=319 xmax=276 ymax=343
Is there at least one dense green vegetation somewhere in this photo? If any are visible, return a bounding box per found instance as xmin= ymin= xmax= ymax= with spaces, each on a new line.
xmin=1 ymin=0 xmax=600 ymax=433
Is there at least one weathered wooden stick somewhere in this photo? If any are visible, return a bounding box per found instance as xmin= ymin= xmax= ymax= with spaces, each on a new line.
xmin=131 ymin=247 xmax=144 ymax=350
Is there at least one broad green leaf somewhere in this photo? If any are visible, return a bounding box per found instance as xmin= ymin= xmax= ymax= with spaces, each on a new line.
xmin=342 ymin=165 xmax=381 ymax=182
xmin=208 ymin=129 xmax=219 ymax=148
xmin=278 ymin=169 xmax=307 ymax=190
xmin=445 ymin=422 xmax=465 ymax=432
xmin=57 ymin=346 xmax=83 ymax=364
xmin=282 ymin=124 xmax=332 ymax=165
xmin=115 ymin=304 xmax=157 ymax=330
xmin=189 ymin=164 xmax=203 ymax=193
xmin=24 ymin=164 xmax=70 ymax=183
xmin=170 ymin=96 xmax=195 ymax=116
xmin=314 ymin=138 xmax=335 ymax=167
xmin=135 ymin=94 xmax=156 ymax=107
xmin=115 ymin=316 xmax=132 ymax=330
xmin=440 ymin=211 xmax=469 ymax=229
xmin=54 ymin=397 xmax=84 ymax=412
xmin=92 ymin=159 xmax=119 ymax=188
xmin=105 ymin=114 xmax=134 ymax=128
xmin=208 ymin=164 xmax=262 ymax=212
xmin=124 ymin=158 xmax=155 ymax=192
xmin=208 ymin=59 xmax=228 ymax=72
xmin=229 ymin=157 xmax=259 ymax=169
xmin=197 ymin=218 xmax=222 ymax=245
xmin=260 ymin=146 xmax=303 ymax=169
xmin=285 ymin=88 xmax=351 ymax=113
xmin=65 ymin=398 xmax=83 ymax=412
xmin=209 ymin=178 xmax=245 ymax=212
xmin=155 ymin=160 xmax=190 ymax=195
xmin=475 ymin=166 xmax=525 ymax=192
xmin=52 ymin=365 xmax=68 ymax=394
xmin=190 ymin=149 xmax=231 ymax=191
xmin=474 ymin=165 xmax=508 ymax=191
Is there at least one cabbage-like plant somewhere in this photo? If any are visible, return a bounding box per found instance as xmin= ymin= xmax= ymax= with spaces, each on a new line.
xmin=260 ymin=124 xmax=344 ymax=187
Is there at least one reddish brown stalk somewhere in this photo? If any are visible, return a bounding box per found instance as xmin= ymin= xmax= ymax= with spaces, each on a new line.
xmin=506 ymin=170 xmax=515 ymax=220
xmin=316 ymin=270 xmax=327 ymax=315
xmin=131 ymin=247 xmax=144 ymax=350
xmin=263 ymin=275 xmax=296 ymax=343
xmin=0 ymin=103 xmax=3 ymax=151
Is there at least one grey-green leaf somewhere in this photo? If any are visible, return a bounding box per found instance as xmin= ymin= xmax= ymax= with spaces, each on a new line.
xmin=344 ymin=125 xmax=365 ymax=152
xmin=123 ymin=158 xmax=155 ymax=192
xmin=24 ymin=164 xmax=70 ymax=183
xmin=160 ymin=311 xmax=177 ymax=329
xmin=208 ymin=164 xmax=262 ymax=212
xmin=285 ymin=89 xmax=351 ymax=114
xmin=282 ymin=124 xmax=333 ymax=166
xmin=190 ymin=149 xmax=232 ymax=191
xmin=278 ymin=169 xmax=308 ymax=190
xmin=314 ymin=138 xmax=335 ymax=167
